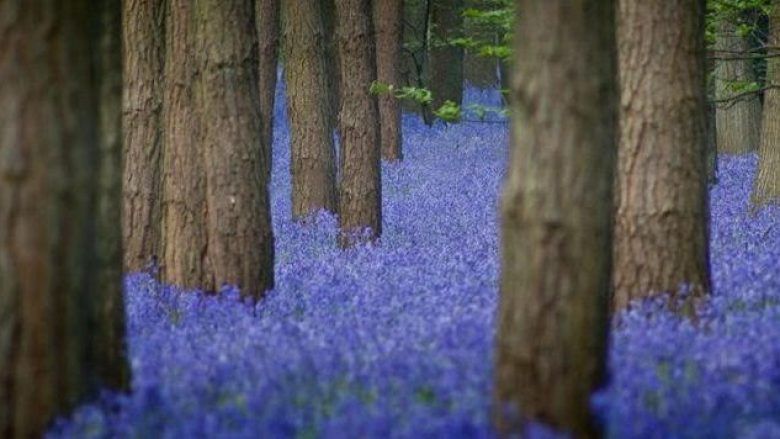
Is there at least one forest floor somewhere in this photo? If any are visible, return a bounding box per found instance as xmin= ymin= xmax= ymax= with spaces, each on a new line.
xmin=50 ymin=87 xmax=780 ymax=438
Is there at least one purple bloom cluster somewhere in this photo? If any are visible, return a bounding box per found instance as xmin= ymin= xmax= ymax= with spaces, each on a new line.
xmin=47 ymin=84 xmax=779 ymax=438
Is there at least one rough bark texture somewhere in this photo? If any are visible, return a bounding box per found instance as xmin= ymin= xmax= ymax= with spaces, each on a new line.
xmin=283 ymin=0 xmax=338 ymax=218
xmin=122 ymin=0 xmax=164 ymax=271
xmin=161 ymin=0 xmax=210 ymax=290
xmin=256 ymin=0 xmax=280 ymax=179
xmin=429 ymin=0 xmax=464 ymax=111
xmin=95 ymin=0 xmax=131 ymax=391
xmin=336 ymin=0 xmax=383 ymax=246
xmin=322 ymin=0 xmax=341 ymax=134
xmin=614 ymin=0 xmax=711 ymax=311
xmin=714 ymin=18 xmax=762 ymax=154
xmin=494 ymin=2 xmax=616 ymax=436
xmin=0 ymin=1 xmax=128 ymax=436
xmin=374 ymin=0 xmax=404 ymax=161
xmin=194 ymin=0 xmax=275 ymax=298
xmin=752 ymin=2 xmax=780 ymax=208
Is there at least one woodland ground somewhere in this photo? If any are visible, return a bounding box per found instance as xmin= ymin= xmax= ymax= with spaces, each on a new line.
xmin=49 ymin=85 xmax=780 ymax=438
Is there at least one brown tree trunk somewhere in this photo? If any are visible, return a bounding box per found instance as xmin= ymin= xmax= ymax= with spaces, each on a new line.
xmin=94 ymin=0 xmax=131 ymax=391
xmin=256 ymin=0 xmax=281 ymax=179
xmin=494 ymin=2 xmax=616 ymax=436
xmin=714 ymin=18 xmax=762 ymax=154
xmin=161 ymin=0 xmax=210 ymax=290
xmin=194 ymin=0 xmax=275 ymax=298
xmin=122 ymin=0 xmax=164 ymax=271
xmin=336 ymin=0 xmax=383 ymax=246
xmin=0 ymin=1 xmax=128 ymax=437
xmin=374 ymin=0 xmax=404 ymax=161
xmin=428 ymin=0 xmax=464 ymax=112
xmin=283 ymin=0 xmax=339 ymax=218
xmin=752 ymin=2 xmax=780 ymax=208
xmin=322 ymin=0 xmax=341 ymax=135
xmin=614 ymin=0 xmax=711 ymax=311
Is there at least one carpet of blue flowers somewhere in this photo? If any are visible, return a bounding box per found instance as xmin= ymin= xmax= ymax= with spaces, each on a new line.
xmin=49 ymin=84 xmax=780 ymax=438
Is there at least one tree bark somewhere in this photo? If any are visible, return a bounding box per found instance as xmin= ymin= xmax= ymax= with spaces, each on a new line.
xmin=428 ymin=0 xmax=464 ymax=111
xmin=714 ymin=18 xmax=762 ymax=154
xmin=194 ymin=0 xmax=275 ymax=298
xmin=122 ymin=0 xmax=164 ymax=271
xmin=161 ymin=0 xmax=210 ymax=290
xmin=322 ymin=0 xmax=341 ymax=135
xmin=256 ymin=0 xmax=281 ymax=179
xmin=374 ymin=0 xmax=404 ymax=161
xmin=336 ymin=0 xmax=383 ymax=246
xmin=752 ymin=1 xmax=780 ymax=208
xmin=283 ymin=0 xmax=339 ymax=218
xmin=614 ymin=0 xmax=711 ymax=310
xmin=0 ymin=1 xmax=128 ymax=436
xmin=494 ymin=2 xmax=616 ymax=437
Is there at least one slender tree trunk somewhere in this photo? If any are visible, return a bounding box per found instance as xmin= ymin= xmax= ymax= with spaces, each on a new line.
xmin=94 ymin=0 xmax=131 ymax=391
xmin=122 ymin=0 xmax=164 ymax=271
xmin=428 ymin=0 xmax=464 ymax=112
xmin=256 ymin=0 xmax=281 ymax=179
xmin=752 ymin=2 xmax=780 ymax=208
xmin=614 ymin=0 xmax=711 ymax=310
xmin=194 ymin=0 xmax=275 ymax=298
xmin=494 ymin=2 xmax=616 ymax=437
xmin=336 ymin=0 xmax=383 ymax=246
xmin=161 ymin=0 xmax=210 ymax=290
xmin=374 ymin=0 xmax=404 ymax=161
xmin=0 ymin=1 xmax=128 ymax=437
xmin=283 ymin=0 xmax=338 ymax=218
xmin=714 ymin=18 xmax=762 ymax=154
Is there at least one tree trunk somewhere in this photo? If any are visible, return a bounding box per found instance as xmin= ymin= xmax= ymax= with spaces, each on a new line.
xmin=94 ymin=0 xmax=131 ymax=391
xmin=161 ymin=0 xmax=210 ymax=290
xmin=283 ymin=0 xmax=338 ymax=218
xmin=0 ymin=1 xmax=128 ymax=436
xmin=336 ymin=0 xmax=383 ymax=246
xmin=322 ymin=0 xmax=341 ymax=135
xmin=256 ymin=0 xmax=281 ymax=179
xmin=494 ymin=2 xmax=616 ymax=437
xmin=374 ymin=0 xmax=404 ymax=161
xmin=428 ymin=0 xmax=464 ymax=112
xmin=714 ymin=18 xmax=762 ymax=154
xmin=752 ymin=2 xmax=780 ymax=208
xmin=122 ymin=0 xmax=164 ymax=271
xmin=194 ymin=0 xmax=275 ymax=298
xmin=614 ymin=0 xmax=711 ymax=310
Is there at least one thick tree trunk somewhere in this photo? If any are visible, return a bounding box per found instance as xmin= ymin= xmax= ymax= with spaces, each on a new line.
xmin=122 ymin=0 xmax=164 ymax=271
xmin=494 ymin=2 xmax=616 ymax=437
xmin=714 ymin=19 xmax=762 ymax=154
xmin=752 ymin=2 xmax=780 ymax=208
xmin=256 ymin=0 xmax=281 ymax=179
xmin=194 ymin=0 xmax=275 ymax=298
xmin=374 ymin=0 xmax=404 ymax=161
xmin=428 ymin=0 xmax=464 ymax=111
xmin=95 ymin=0 xmax=131 ymax=391
xmin=161 ymin=0 xmax=210 ymax=290
xmin=614 ymin=0 xmax=711 ymax=310
xmin=0 ymin=1 xmax=128 ymax=437
xmin=336 ymin=0 xmax=383 ymax=246
xmin=283 ymin=0 xmax=338 ymax=218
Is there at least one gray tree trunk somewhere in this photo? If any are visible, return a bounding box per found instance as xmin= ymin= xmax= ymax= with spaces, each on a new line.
xmin=714 ymin=18 xmax=762 ymax=154
xmin=752 ymin=1 xmax=780 ymax=208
